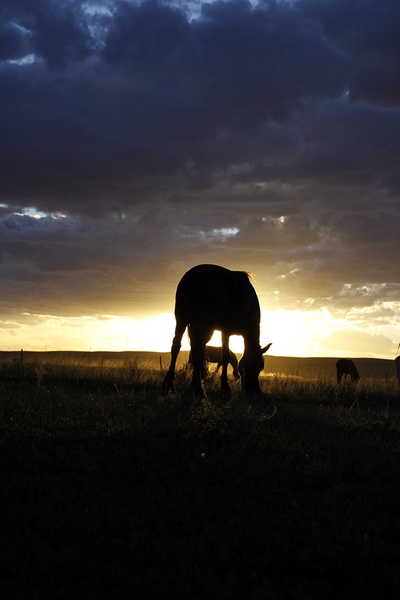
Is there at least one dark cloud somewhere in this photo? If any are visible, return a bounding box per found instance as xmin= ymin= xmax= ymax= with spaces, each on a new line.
xmin=0 ymin=20 xmax=30 ymax=61
xmin=302 ymin=0 xmax=400 ymax=106
xmin=0 ymin=0 xmax=350 ymax=211
xmin=0 ymin=0 xmax=400 ymax=354
xmin=1 ymin=0 xmax=91 ymax=67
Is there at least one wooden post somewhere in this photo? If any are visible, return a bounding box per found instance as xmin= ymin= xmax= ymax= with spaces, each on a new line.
xmin=159 ymin=355 xmax=163 ymax=371
xmin=20 ymin=348 xmax=24 ymax=377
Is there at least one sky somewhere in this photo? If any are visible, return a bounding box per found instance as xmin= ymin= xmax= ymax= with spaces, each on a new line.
xmin=1 ymin=0 xmax=400 ymax=359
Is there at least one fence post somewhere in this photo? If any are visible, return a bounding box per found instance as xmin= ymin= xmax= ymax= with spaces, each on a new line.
xmin=20 ymin=348 xmax=24 ymax=377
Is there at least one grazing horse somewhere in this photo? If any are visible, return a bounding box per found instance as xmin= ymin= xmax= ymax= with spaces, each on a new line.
xmin=188 ymin=346 xmax=240 ymax=381
xmin=336 ymin=358 xmax=359 ymax=383
xmin=162 ymin=264 xmax=271 ymax=398
xmin=395 ymin=356 xmax=400 ymax=385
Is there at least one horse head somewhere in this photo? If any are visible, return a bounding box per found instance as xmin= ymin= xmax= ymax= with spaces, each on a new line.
xmin=238 ymin=343 xmax=272 ymax=391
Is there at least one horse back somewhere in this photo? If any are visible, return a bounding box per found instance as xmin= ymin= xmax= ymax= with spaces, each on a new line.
xmin=175 ymin=264 xmax=260 ymax=334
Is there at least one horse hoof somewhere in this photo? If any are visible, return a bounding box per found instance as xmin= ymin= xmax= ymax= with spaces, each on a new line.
xmin=193 ymin=386 xmax=206 ymax=399
xmin=161 ymin=382 xmax=174 ymax=396
xmin=244 ymin=389 xmax=267 ymax=401
xmin=220 ymin=388 xmax=231 ymax=401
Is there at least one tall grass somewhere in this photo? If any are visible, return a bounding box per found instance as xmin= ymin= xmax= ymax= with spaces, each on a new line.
xmin=1 ymin=361 xmax=400 ymax=599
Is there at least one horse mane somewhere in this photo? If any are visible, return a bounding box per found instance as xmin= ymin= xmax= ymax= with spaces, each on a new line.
xmin=241 ymin=270 xmax=255 ymax=283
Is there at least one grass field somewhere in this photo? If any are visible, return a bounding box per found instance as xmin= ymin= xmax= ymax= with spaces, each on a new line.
xmin=1 ymin=353 xmax=400 ymax=599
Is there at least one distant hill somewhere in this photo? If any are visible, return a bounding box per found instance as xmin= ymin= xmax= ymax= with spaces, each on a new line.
xmin=0 ymin=350 xmax=397 ymax=383
xmin=264 ymin=355 xmax=396 ymax=383
xmin=0 ymin=350 xmax=172 ymax=369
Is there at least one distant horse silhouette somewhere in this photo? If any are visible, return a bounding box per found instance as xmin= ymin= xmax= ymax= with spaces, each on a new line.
xmin=188 ymin=345 xmax=240 ymax=380
xmin=395 ymin=356 xmax=400 ymax=385
xmin=162 ymin=264 xmax=271 ymax=398
xmin=336 ymin=358 xmax=359 ymax=383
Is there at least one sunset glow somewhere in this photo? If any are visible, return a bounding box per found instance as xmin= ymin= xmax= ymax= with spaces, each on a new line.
xmin=0 ymin=307 xmax=396 ymax=360
xmin=1 ymin=0 xmax=400 ymax=360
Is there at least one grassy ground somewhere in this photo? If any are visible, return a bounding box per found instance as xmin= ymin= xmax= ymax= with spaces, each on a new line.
xmin=1 ymin=361 xmax=400 ymax=599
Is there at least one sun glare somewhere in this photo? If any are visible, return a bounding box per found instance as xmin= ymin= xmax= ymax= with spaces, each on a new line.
xmin=0 ymin=313 xmax=179 ymax=353
xmin=0 ymin=307 xmax=396 ymax=359
xmin=261 ymin=309 xmax=332 ymax=357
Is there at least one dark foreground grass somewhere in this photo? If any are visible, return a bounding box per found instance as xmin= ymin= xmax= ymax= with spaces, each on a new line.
xmin=1 ymin=362 xmax=400 ymax=599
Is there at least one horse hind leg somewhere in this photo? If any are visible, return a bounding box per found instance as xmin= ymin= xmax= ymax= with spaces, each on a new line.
xmin=220 ymin=333 xmax=231 ymax=400
xmin=230 ymin=353 xmax=240 ymax=381
xmin=189 ymin=327 xmax=212 ymax=397
xmin=190 ymin=343 xmax=206 ymax=397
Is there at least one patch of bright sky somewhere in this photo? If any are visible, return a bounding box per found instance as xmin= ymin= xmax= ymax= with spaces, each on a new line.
xmin=209 ymin=227 xmax=239 ymax=239
xmin=14 ymin=207 xmax=67 ymax=220
xmin=178 ymin=225 xmax=239 ymax=240
xmin=7 ymin=54 xmax=37 ymax=66
xmin=171 ymin=0 xmax=262 ymax=19
xmin=82 ymin=2 xmax=114 ymax=16
xmin=82 ymin=1 xmax=114 ymax=48
xmin=81 ymin=1 xmax=266 ymax=23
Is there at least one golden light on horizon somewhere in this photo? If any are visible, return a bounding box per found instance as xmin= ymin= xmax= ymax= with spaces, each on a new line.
xmin=0 ymin=308 xmax=395 ymax=359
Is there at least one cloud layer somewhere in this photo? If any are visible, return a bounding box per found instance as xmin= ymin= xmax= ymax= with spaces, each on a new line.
xmin=1 ymin=0 xmax=400 ymax=353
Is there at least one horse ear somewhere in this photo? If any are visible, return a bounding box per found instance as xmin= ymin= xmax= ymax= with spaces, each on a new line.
xmin=261 ymin=343 xmax=272 ymax=354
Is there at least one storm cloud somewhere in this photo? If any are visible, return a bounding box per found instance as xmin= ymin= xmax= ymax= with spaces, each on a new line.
xmin=1 ymin=0 xmax=400 ymax=353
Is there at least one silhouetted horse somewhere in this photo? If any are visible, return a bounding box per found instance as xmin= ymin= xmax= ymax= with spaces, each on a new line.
xmin=188 ymin=345 xmax=240 ymax=381
xmin=336 ymin=358 xmax=359 ymax=383
xmin=395 ymin=356 xmax=400 ymax=385
xmin=162 ymin=264 xmax=271 ymax=398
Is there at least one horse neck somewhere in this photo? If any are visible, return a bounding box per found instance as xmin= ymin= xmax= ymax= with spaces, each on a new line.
xmin=243 ymin=334 xmax=260 ymax=356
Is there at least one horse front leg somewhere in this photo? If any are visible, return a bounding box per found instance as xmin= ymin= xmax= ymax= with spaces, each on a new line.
xmin=220 ymin=333 xmax=231 ymax=400
xmin=162 ymin=322 xmax=185 ymax=394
